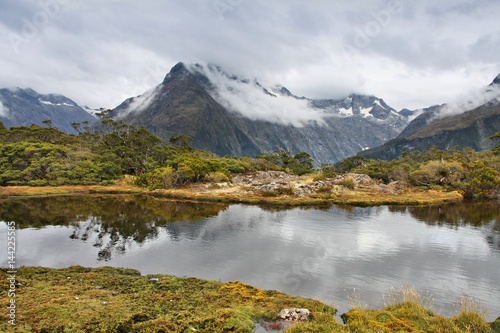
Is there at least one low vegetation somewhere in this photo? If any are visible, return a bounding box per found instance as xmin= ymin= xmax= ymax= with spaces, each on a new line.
xmin=0 ymin=267 xmax=497 ymax=333
xmin=321 ymin=145 xmax=500 ymax=200
xmin=1 ymin=119 xmax=499 ymax=202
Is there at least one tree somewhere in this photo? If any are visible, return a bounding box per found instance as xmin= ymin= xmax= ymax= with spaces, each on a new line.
xmin=289 ymin=152 xmax=314 ymax=175
xmin=491 ymin=132 xmax=500 ymax=155
xmin=169 ymin=134 xmax=192 ymax=150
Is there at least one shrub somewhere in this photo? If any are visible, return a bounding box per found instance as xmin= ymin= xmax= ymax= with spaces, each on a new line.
xmin=320 ymin=164 xmax=337 ymax=178
xmin=205 ymin=171 xmax=231 ymax=183
xmin=220 ymin=157 xmax=249 ymax=173
xmin=136 ymin=167 xmax=175 ymax=190
xmin=464 ymin=160 xmax=500 ymax=198
xmin=312 ymin=171 xmax=327 ymax=181
xmin=337 ymin=176 xmax=356 ymax=190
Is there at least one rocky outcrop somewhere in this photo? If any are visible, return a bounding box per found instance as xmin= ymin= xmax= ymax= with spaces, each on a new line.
xmin=229 ymin=171 xmax=390 ymax=197
xmin=277 ymin=308 xmax=311 ymax=322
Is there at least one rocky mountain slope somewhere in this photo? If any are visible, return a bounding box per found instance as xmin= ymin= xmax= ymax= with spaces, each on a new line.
xmin=0 ymin=88 xmax=96 ymax=134
xmin=113 ymin=62 xmax=411 ymax=164
xmin=359 ymin=75 xmax=500 ymax=160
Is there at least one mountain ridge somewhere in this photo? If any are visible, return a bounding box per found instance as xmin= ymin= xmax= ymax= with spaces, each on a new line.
xmin=113 ymin=62 xmax=411 ymax=164
xmin=0 ymin=87 xmax=96 ymax=134
xmin=358 ymin=74 xmax=500 ymax=160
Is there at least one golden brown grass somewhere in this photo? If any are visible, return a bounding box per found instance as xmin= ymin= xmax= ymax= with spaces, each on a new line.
xmin=0 ymin=178 xmax=464 ymax=207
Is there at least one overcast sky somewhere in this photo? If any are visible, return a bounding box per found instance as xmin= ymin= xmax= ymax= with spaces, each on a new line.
xmin=1 ymin=0 xmax=499 ymax=110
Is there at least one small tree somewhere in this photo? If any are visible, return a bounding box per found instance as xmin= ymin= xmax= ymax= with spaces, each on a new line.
xmin=491 ymin=132 xmax=500 ymax=155
xmin=464 ymin=160 xmax=500 ymax=199
xmin=289 ymin=151 xmax=314 ymax=175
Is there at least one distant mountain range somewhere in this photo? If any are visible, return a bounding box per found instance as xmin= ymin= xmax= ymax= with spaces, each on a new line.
xmin=1 ymin=65 xmax=499 ymax=164
xmin=112 ymin=62 xmax=411 ymax=164
xmin=0 ymin=88 xmax=96 ymax=134
xmin=359 ymin=75 xmax=500 ymax=160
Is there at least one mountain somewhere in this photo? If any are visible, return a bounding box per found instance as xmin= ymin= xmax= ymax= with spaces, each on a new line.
xmin=113 ymin=62 xmax=411 ymax=164
xmin=358 ymin=75 xmax=500 ymax=160
xmin=0 ymin=88 xmax=96 ymax=134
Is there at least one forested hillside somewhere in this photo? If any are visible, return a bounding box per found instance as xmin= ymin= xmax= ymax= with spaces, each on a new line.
xmin=1 ymin=119 xmax=499 ymax=200
xmin=0 ymin=119 xmax=312 ymax=187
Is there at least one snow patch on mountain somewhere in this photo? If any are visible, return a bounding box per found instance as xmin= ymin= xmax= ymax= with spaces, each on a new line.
xmin=39 ymin=99 xmax=75 ymax=107
xmin=189 ymin=64 xmax=329 ymax=127
xmin=338 ymin=106 xmax=353 ymax=116
xmin=360 ymin=107 xmax=372 ymax=117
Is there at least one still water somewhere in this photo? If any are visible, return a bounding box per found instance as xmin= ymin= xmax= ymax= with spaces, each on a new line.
xmin=1 ymin=195 xmax=499 ymax=319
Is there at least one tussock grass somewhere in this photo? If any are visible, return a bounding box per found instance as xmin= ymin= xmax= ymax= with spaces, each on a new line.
xmin=342 ymin=286 xmax=495 ymax=333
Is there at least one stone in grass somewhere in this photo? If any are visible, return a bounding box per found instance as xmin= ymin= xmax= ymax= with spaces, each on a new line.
xmin=277 ymin=308 xmax=311 ymax=322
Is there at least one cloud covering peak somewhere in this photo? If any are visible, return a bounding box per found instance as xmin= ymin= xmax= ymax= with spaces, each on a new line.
xmin=189 ymin=64 xmax=327 ymax=127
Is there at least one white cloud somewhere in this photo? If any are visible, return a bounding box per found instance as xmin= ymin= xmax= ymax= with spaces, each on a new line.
xmin=0 ymin=0 xmax=499 ymax=111
xmin=116 ymin=85 xmax=161 ymax=118
xmin=435 ymin=83 xmax=500 ymax=119
xmin=191 ymin=65 xmax=328 ymax=127
xmin=0 ymin=100 xmax=9 ymax=118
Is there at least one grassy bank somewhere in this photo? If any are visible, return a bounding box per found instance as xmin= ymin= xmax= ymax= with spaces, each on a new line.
xmin=1 ymin=267 xmax=497 ymax=333
xmin=0 ymin=182 xmax=464 ymax=207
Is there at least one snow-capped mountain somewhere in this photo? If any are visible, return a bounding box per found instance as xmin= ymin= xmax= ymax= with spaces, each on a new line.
xmin=0 ymin=88 xmax=96 ymax=134
xmin=113 ymin=62 xmax=412 ymax=164
xmin=359 ymin=74 xmax=500 ymax=160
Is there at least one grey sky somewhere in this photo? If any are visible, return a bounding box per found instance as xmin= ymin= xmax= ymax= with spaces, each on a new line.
xmin=1 ymin=0 xmax=499 ymax=110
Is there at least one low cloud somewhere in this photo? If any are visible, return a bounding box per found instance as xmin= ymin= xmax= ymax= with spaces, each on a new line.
xmin=0 ymin=100 xmax=9 ymax=118
xmin=117 ymin=85 xmax=160 ymax=117
xmin=191 ymin=64 xmax=328 ymax=127
xmin=435 ymin=84 xmax=500 ymax=119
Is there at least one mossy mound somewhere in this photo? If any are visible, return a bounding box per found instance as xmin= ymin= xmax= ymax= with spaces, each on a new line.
xmin=0 ymin=266 xmax=340 ymax=333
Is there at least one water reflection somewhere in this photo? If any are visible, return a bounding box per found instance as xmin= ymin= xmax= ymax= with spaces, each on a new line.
xmin=405 ymin=202 xmax=500 ymax=252
xmin=1 ymin=197 xmax=499 ymax=320
xmin=405 ymin=202 xmax=500 ymax=228
xmin=0 ymin=195 xmax=228 ymax=260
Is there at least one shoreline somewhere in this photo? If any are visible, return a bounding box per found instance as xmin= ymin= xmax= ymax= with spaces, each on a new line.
xmin=0 ymin=178 xmax=465 ymax=207
xmin=1 ymin=266 xmax=498 ymax=332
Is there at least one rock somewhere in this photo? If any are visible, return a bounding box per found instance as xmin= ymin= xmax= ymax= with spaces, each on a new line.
xmin=277 ymin=308 xmax=311 ymax=322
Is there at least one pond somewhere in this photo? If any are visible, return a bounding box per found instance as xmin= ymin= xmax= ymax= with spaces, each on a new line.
xmin=1 ymin=195 xmax=499 ymax=320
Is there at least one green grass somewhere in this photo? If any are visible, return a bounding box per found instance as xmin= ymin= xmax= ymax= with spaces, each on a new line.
xmin=0 ymin=268 xmax=496 ymax=333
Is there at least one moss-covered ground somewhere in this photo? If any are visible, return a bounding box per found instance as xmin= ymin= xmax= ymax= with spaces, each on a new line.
xmin=0 ymin=267 xmax=497 ymax=333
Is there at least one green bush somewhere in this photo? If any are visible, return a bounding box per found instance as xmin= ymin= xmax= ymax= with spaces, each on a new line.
xmin=205 ymin=171 xmax=231 ymax=183
xmin=136 ymin=167 xmax=175 ymax=190
xmin=220 ymin=157 xmax=249 ymax=173
xmin=465 ymin=160 xmax=500 ymax=198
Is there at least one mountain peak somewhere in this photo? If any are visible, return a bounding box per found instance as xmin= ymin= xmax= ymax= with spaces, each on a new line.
xmin=492 ymin=73 xmax=500 ymax=85
xmin=162 ymin=62 xmax=191 ymax=83
xmin=173 ymin=61 xmax=189 ymax=72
